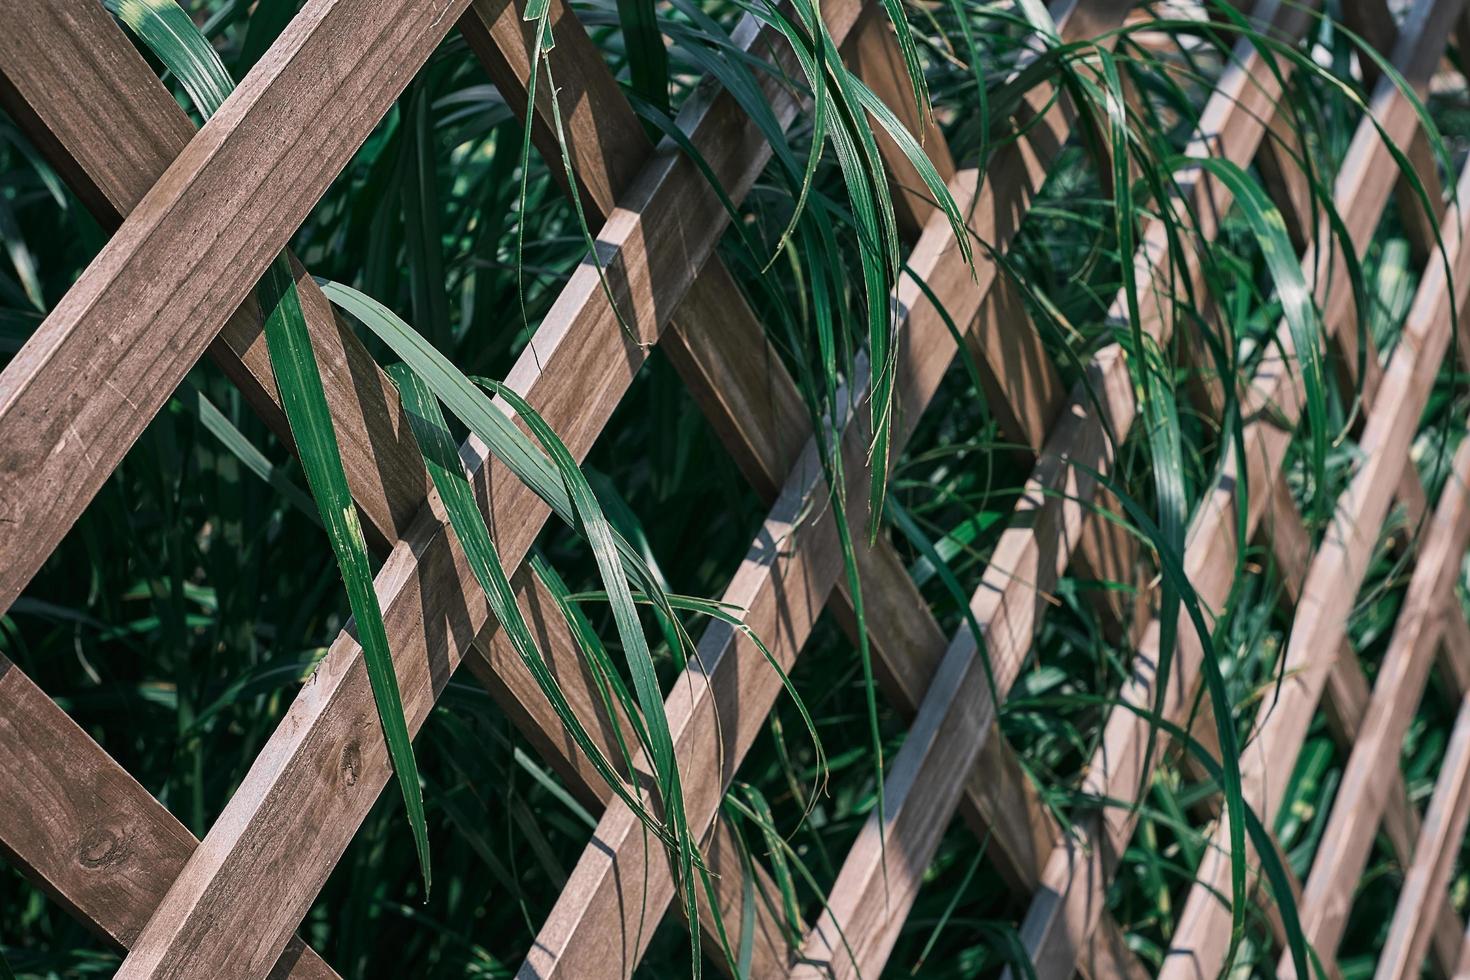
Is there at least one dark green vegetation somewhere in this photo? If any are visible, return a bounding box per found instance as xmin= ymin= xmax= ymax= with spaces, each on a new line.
xmin=3 ymin=0 xmax=1470 ymax=976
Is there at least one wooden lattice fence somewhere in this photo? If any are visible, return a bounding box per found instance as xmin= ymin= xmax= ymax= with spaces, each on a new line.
xmin=3 ymin=0 xmax=1470 ymax=976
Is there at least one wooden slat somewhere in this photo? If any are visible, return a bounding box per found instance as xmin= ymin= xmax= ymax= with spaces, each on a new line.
xmin=1280 ymin=444 xmax=1470 ymax=970
xmin=0 ymin=6 xmax=788 ymax=974
xmin=1158 ymin=11 xmax=1470 ymax=966
xmin=0 ymin=0 xmax=426 ymax=555
xmin=520 ymin=161 xmax=995 ymax=977
xmin=1012 ymin=0 xmax=1470 ymax=970
xmin=1265 ymin=460 xmax=1468 ymax=977
xmin=0 ymin=0 xmax=472 ymax=611
xmin=0 ymin=656 xmax=336 ymax=979
xmin=1375 ymin=691 xmax=1470 ymax=979
xmin=99 ymin=0 xmax=890 ymax=973
xmin=519 ymin=3 xmax=1138 ymax=974
xmin=1339 ymin=0 xmax=1449 ymax=267
xmin=0 ymin=1 xmax=788 ymax=974
xmin=653 ymin=7 xmax=1101 ymax=909
xmin=787 ymin=2 xmax=1319 ymax=973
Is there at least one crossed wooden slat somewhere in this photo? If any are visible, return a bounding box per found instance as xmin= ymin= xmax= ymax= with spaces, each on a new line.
xmin=1003 ymin=2 xmax=1470 ymax=976
xmin=4 ymin=0 xmax=1470 ymax=977
xmin=0 ymin=0 xmax=1134 ymax=975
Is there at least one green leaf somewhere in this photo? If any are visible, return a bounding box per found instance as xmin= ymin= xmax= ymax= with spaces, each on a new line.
xmin=107 ymin=0 xmax=433 ymax=893
xmin=616 ymin=0 xmax=670 ymax=115
xmin=105 ymin=0 xmax=234 ymax=119
xmin=258 ymin=260 xmax=432 ymax=892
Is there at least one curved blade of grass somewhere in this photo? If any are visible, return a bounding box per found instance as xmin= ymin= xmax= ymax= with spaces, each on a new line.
xmin=180 ymin=382 xmax=320 ymax=524
xmin=1186 ymin=156 xmax=1327 ymax=522
xmin=724 ymin=783 xmax=860 ymax=972
xmin=1090 ymin=49 xmax=1193 ymax=894
xmin=105 ymin=0 xmax=234 ymax=119
xmin=617 ymin=0 xmax=670 ymax=115
xmin=562 ymin=587 xmax=827 ymax=809
xmin=401 ymin=81 xmax=453 ymax=352
xmin=385 ymin=363 xmax=678 ymax=847
xmin=108 ymin=0 xmax=432 ymax=892
xmin=476 ymin=373 xmax=702 ymax=971
xmin=320 ymin=280 xmax=710 ymax=970
xmin=530 ymin=550 xmax=651 ymax=773
xmin=910 ymin=840 xmax=986 ymax=975
xmin=1020 ymin=689 xmax=1318 ymax=977
xmin=1059 ymin=450 xmax=1268 ymax=973
xmin=886 ymin=497 xmax=999 ymax=710
xmin=258 ymin=261 xmax=431 ymax=892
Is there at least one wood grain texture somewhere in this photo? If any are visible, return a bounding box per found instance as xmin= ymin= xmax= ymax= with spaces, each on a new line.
xmin=0 ymin=7 xmax=781 ymax=974
xmin=0 ymin=0 xmax=433 ymax=557
xmin=1266 ymin=460 xmax=1467 ymax=977
xmin=0 ymin=655 xmax=337 ymax=980
xmin=0 ymin=0 xmax=472 ymax=614
xmin=520 ymin=2 xmax=1135 ymax=973
xmin=788 ymin=3 xmax=1313 ymax=971
xmin=1373 ymin=605 xmax=1470 ymax=980
xmin=102 ymin=0 xmax=880 ymax=975
xmin=1013 ymin=1 xmax=1470 ymax=971
xmin=1157 ymin=8 xmax=1470 ymax=967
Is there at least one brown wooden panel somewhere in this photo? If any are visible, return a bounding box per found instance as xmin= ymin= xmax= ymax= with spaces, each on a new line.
xmin=0 ymin=0 xmax=473 ymax=613
xmin=1013 ymin=0 xmax=1470 ymax=971
xmin=518 ymin=2 xmax=1140 ymax=972
xmin=0 ymin=0 xmax=432 ymax=555
xmin=0 ymin=655 xmax=336 ymax=979
xmin=0 ymin=7 xmax=783 ymax=974
xmin=1374 ymin=692 xmax=1470 ymax=978
xmin=101 ymin=0 xmax=880 ymax=974
xmin=1159 ymin=17 xmax=1470 ymax=967
xmin=790 ymin=3 xmax=1318 ymax=971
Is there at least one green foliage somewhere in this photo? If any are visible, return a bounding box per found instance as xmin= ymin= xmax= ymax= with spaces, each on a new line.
xmin=3 ymin=0 xmax=1470 ymax=977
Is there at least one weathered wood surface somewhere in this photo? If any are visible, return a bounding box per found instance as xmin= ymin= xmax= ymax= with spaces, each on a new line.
xmin=1012 ymin=0 xmax=1470 ymax=971
xmin=520 ymin=0 xmax=1137 ymax=973
xmin=0 ymin=0 xmax=472 ymax=613
xmin=1282 ymin=417 xmax=1470 ymax=969
xmin=788 ymin=1 xmax=1325 ymax=973
xmin=0 ymin=0 xmax=1467 ymax=973
xmin=1374 ymin=662 xmax=1470 ymax=978
xmin=0 ymin=4 xmax=787 ymax=973
xmin=100 ymin=0 xmax=898 ymax=974
xmin=0 ymin=655 xmax=338 ymax=980
xmin=1158 ymin=5 xmax=1470 ymax=966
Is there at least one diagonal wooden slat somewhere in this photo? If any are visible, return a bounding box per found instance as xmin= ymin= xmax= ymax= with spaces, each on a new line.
xmin=0 ymin=0 xmax=473 ymax=610
xmin=1012 ymin=0 xmax=1470 ymax=971
xmin=1375 ymin=692 xmax=1470 ymax=978
xmin=1374 ymin=626 xmax=1470 ymax=978
xmin=99 ymin=0 xmax=923 ymax=974
xmin=786 ymin=2 xmax=1335 ymax=973
xmin=519 ymin=2 xmax=1143 ymax=973
xmin=1285 ymin=446 xmax=1470 ymax=969
xmin=0 ymin=2 xmax=790 ymax=974
xmin=1159 ymin=12 xmax=1470 ymax=968
xmin=1263 ymin=461 xmax=1467 ymax=976
xmin=0 ymin=654 xmax=337 ymax=980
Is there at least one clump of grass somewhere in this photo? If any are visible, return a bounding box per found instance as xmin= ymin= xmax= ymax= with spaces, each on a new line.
xmin=1 ymin=0 xmax=1467 ymax=976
